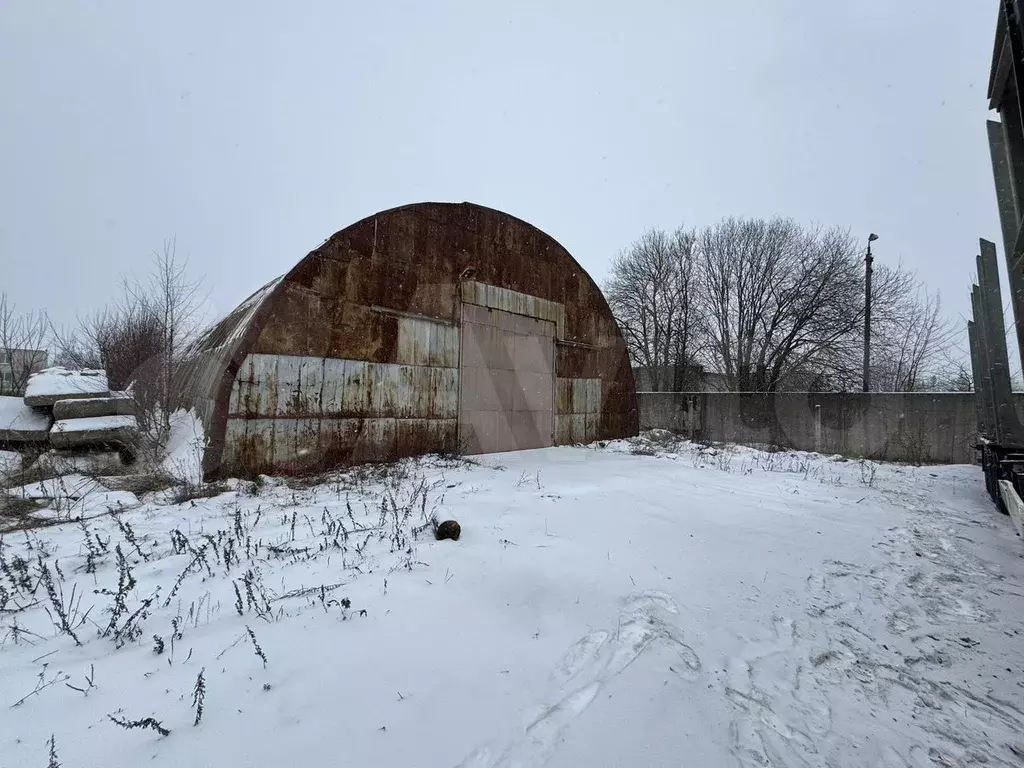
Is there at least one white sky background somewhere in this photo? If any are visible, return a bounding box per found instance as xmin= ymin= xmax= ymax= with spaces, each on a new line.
xmin=0 ymin=1 xmax=1009 ymax=370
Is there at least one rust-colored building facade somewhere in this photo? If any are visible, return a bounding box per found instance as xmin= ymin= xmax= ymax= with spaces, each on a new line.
xmin=176 ymin=202 xmax=638 ymax=478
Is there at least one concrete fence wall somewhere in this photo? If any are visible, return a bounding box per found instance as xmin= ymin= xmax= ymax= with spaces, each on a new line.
xmin=636 ymin=392 xmax=999 ymax=464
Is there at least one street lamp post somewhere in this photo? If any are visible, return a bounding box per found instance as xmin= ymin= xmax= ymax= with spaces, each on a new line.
xmin=863 ymin=233 xmax=879 ymax=393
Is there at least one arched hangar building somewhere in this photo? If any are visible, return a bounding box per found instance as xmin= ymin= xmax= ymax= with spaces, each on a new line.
xmin=176 ymin=202 xmax=638 ymax=478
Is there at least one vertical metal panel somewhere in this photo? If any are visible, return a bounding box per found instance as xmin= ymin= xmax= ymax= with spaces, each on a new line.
xmin=295 ymin=417 xmax=322 ymax=462
xmin=554 ymin=378 xmax=601 ymax=444
xmin=554 ymin=414 xmax=569 ymax=444
xmin=354 ymin=418 xmax=396 ymax=461
xmin=370 ymin=364 xmax=399 ymax=417
xmin=556 ymin=378 xmax=572 ymax=414
xmin=556 ymin=378 xmax=601 ymax=416
xmin=319 ymin=418 xmax=361 ymax=463
xmin=443 ymin=323 xmax=460 ymax=368
xmin=272 ymin=419 xmax=298 ymax=465
xmin=397 ymin=317 xmax=425 ymax=366
xmin=396 ymin=418 xmax=428 ymax=457
xmin=396 ymin=317 xmax=460 ymax=367
xmin=342 ymin=360 xmax=372 ymax=414
xmin=554 ymin=414 xmax=587 ymax=444
xmin=221 ymin=419 xmax=251 ymax=471
xmin=573 ymin=379 xmax=588 ymax=414
xmin=274 ymin=356 xmax=303 ymax=416
xmin=396 ymin=365 xmax=422 ymax=418
xmin=321 ymin=358 xmax=346 ymax=416
xmin=585 ymin=379 xmax=601 ymax=414
xmin=242 ymin=354 xmax=280 ymax=417
xmin=298 ymin=357 xmax=325 ymax=415
xmin=434 ymin=367 xmax=459 ymax=419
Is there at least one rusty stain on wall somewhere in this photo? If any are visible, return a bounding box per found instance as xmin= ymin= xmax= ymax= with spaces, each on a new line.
xmin=556 ymin=378 xmax=602 ymax=444
xmin=175 ymin=202 xmax=638 ymax=478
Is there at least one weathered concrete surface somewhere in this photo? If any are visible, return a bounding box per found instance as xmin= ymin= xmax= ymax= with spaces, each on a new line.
xmin=0 ymin=396 xmax=51 ymax=444
xmin=31 ymin=450 xmax=124 ymax=477
xmin=49 ymin=415 xmax=138 ymax=450
xmin=52 ymin=394 xmax=135 ymax=421
xmin=637 ymin=392 xmax=994 ymax=464
xmin=24 ymin=368 xmax=109 ymax=407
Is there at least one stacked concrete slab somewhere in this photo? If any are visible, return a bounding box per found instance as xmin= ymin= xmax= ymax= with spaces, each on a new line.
xmin=23 ymin=367 xmax=110 ymax=406
xmin=52 ymin=393 xmax=135 ymax=421
xmin=51 ymin=415 xmax=139 ymax=450
xmin=0 ymin=368 xmax=139 ymax=456
xmin=0 ymin=397 xmax=51 ymax=444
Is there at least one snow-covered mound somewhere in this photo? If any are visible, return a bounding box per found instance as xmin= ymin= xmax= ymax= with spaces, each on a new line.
xmin=1 ymin=441 xmax=1022 ymax=767
xmin=159 ymin=409 xmax=205 ymax=485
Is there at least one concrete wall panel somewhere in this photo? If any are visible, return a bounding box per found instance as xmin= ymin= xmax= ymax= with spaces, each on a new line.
xmin=637 ymin=392 xmax=988 ymax=464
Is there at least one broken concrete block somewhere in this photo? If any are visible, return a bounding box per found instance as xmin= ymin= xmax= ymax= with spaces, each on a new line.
xmin=0 ymin=396 xmax=52 ymax=444
xmin=50 ymin=415 xmax=138 ymax=450
xmin=31 ymin=449 xmax=125 ymax=477
xmin=52 ymin=393 xmax=135 ymax=421
xmin=24 ymin=367 xmax=109 ymax=407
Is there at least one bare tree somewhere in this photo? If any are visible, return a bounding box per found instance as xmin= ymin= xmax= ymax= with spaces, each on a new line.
xmin=127 ymin=238 xmax=205 ymax=417
xmin=869 ymin=281 xmax=957 ymax=391
xmin=605 ymin=227 xmax=703 ymax=391
xmin=53 ymin=238 xmax=205 ymax=444
xmin=607 ymin=216 xmax=958 ymax=394
xmin=696 ymin=218 xmax=871 ymax=392
xmin=0 ymin=293 xmax=49 ymax=396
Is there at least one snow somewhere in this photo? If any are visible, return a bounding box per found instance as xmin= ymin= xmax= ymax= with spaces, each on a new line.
xmin=59 ymin=392 xmax=133 ymax=405
xmin=51 ymin=415 xmax=138 ymax=433
xmin=0 ymin=396 xmax=50 ymax=432
xmin=1 ymin=438 xmax=1023 ymax=768
xmin=160 ymin=409 xmax=205 ymax=485
xmin=1 ymin=473 xmax=139 ymax=531
xmin=24 ymin=367 xmax=109 ymax=399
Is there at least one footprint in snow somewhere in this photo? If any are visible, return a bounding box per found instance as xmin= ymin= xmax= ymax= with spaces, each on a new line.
xmin=623 ymin=589 xmax=679 ymax=615
xmin=553 ymin=630 xmax=608 ymax=686
xmin=456 ymin=590 xmax=701 ymax=767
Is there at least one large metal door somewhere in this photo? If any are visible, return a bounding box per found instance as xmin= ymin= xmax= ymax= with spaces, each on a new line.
xmin=458 ymin=303 xmax=555 ymax=454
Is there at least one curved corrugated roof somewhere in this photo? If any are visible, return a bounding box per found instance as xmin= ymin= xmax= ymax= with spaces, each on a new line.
xmin=188 ymin=275 xmax=284 ymax=357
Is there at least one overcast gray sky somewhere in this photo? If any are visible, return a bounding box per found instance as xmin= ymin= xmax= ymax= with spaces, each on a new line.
xmin=0 ymin=1 xmax=1004 ymax=366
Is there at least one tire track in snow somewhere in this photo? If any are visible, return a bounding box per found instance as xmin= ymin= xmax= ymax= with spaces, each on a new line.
xmin=455 ymin=590 xmax=702 ymax=768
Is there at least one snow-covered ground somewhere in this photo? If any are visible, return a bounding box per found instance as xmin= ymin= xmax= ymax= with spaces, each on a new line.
xmin=1 ymin=436 xmax=1023 ymax=767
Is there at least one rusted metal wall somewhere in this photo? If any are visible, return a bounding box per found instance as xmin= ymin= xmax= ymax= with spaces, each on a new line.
xmin=556 ymin=378 xmax=602 ymax=444
xmin=176 ymin=202 xmax=638 ymax=478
